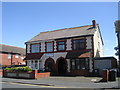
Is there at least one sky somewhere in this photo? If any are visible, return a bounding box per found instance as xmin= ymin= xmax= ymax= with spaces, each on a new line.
xmin=2 ymin=2 xmax=118 ymax=58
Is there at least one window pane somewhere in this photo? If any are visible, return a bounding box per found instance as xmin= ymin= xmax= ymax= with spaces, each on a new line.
xmin=76 ymin=59 xmax=80 ymax=69
xmin=58 ymin=45 xmax=65 ymax=51
xmin=58 ymin=42 xmax=64 ymax=44
xmin=35 ymin=61 xmax=38 ymax=69
xmin=73 ymin=39 xmax=85 ymax=50
xmin=70 ymin=59 xmax=89 ymax=70
xmin=31 ymin=44 xmax=40 ymax=53
xmin=46 ymin=42 xmax=53 ymax=52
xmin=79 ymin=58 xmax=87 ymax=69
xmin=70 ymin=59 xmax=75 ymax=70
xmin=15 ymin=54 xmax=19 ymax=58
xmin=8 ymin=54 xmax=11 ymax=59
xmin=58 ymin=41 xmax=65 ymax=51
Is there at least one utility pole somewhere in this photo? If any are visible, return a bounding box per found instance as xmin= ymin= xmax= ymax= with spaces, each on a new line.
xmin=115 ymin=20 xmax=120 ymax=88
xmin=115 ymin=20 xmax=120 ymax=74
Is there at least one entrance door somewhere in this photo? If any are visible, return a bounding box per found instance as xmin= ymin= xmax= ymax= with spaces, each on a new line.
xmin=57 ymin=58 xmax=67 ymax=75
xmin=45 ymin=59 xmax=56 ymax=75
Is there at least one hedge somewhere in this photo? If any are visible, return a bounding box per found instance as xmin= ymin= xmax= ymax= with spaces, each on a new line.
xmin=5 ymin=66 xmax=32 ymax=72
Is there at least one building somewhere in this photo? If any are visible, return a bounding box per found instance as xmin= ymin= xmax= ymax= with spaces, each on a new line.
xmin=24 ymin=20 xmax=104 ymax=76
xmin=94 ymin=57 xmax=117 ymax=76
xmin=0 ymin=44 xmax=26 ymax=67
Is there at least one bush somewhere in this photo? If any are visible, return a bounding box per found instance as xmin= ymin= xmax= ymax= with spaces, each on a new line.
xmin=5 ymin=66 xmax=32 ymax=72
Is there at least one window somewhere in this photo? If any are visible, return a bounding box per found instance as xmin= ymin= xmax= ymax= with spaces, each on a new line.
xmin=21 ymin=55 xmax=24 ymax=59
xmin=57 ymin=41 xmax=65 ymax=51
xmin=46 ymin=42 xmax=53 ymax=52
xmin=70 ymin=58 xmax=89 ymax=70
xmin=8 ymin=54 xmax=12 ymax=59
xmin=31 ymin=44 xmax=40 ymax=53
xmin=70 ymin=59 xmax=76 ymax=70
xmin=15 ymin=54 xmax=19 ymax=58
xmin=72 ymin=39 xmax=85 ymax=50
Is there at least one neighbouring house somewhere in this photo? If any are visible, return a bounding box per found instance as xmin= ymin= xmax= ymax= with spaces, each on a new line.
xmin=24 ymin=20 xmax=105 ymax=76
xmin=0 ymin=44 xmax=26 ymax=67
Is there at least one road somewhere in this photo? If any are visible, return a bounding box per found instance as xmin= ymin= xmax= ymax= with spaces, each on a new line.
xmin=1 ymin=81 xmax=120 ymax=90
xmin=2 ymin=81 xmax=69 ymax=88
xmin=1 ymin=81 xmax=100 ymax=90
xmin=1 ymin=76 xmax=120 ymax=89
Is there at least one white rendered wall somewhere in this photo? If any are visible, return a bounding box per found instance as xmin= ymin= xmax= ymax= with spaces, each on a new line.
xmin=66 ymin=39 xmax=72 ymax=50
xmin=27 ymin=44 xmax=30 ymax=53
xmin=93 ymin=27 xmax=104 ymax=57
xmin=41 ymin=42 xmax=45 ymax=52
xmin=40 ymin=52 xmax=68 ymax=70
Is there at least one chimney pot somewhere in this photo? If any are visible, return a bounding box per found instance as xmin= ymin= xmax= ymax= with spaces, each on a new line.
xmin=92 ymin=20 xmax=96 ymax=28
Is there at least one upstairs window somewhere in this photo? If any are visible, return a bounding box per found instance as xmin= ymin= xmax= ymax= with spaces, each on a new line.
xmin=72 ymin=39 xmax=85 ymax=50
xmin=8 ymin=54 xmax=12 ymax=59
xmin=57 ymin=41 xmax=66 ymax=51
xmin=31 ymin=44 xmax=40 ymax=53
xmin=46 ymin=42 xmax=53 ymax=52
xmin=15 ymin=54 xmax=19 ymax=58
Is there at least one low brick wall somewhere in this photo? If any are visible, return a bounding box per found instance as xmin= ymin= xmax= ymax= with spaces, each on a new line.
xmin=0 ymin=70 xmax=2 ymax=76
xmin=3 ymin=70 xmax=50 ymax=79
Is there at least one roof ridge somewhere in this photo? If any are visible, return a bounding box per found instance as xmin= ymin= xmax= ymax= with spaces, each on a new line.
xmin=40 ymin=24 xmax=93 ymax=34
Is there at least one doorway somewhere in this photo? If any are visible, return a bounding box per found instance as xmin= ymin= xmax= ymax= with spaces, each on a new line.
xmin=45 ymin=58 xmax=56 ymax=75
xmin=57 ymin=58 xmax=67 ymax=75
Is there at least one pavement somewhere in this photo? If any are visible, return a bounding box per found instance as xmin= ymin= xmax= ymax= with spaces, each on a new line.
xmin=1 ymin=76 xmax=120 ymax=89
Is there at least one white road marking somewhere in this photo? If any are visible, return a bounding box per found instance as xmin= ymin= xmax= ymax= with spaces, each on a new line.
xmin=91 ymin=79 xmax=97 ymax=82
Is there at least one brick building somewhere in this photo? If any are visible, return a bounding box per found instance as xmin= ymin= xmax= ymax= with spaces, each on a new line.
xmin=0 ymin=44 xmax=26 ymax=67
xmin=24 ymin=20 xmax=105 ymax=76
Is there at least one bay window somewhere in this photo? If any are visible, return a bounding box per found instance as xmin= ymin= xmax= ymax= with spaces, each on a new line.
xmin=70 ymin=58 xmax=89 ymax=70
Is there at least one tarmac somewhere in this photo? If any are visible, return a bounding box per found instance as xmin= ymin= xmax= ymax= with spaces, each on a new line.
xmin=1 ymin=76 xmax=120 ymax=89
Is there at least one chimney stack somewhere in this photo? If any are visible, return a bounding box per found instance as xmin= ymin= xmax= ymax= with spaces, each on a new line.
xmin=92 ymin=20 xmax=97 ymax=28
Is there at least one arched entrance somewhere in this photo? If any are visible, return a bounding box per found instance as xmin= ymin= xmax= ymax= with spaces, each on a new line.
xmin=44 ymin=58 xmax=56 ymax=75
xmin=56 ymin=57 xmax=68 ymax=75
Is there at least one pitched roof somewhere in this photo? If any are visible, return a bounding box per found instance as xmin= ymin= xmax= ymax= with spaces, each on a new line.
xmin=27 ymin=24 xmax=97 ymax=42
xmin=0 ymin=44 xmax=25 ymax=55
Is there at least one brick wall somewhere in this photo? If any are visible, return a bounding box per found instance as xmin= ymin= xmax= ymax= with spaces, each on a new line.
xmin=3 ymin=70 xmax=50 ymax=79
xmin=0 ymin=53 xmax=25 ymax=66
